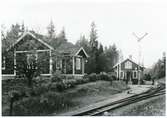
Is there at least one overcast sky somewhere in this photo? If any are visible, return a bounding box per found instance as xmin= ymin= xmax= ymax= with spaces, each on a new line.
xmin=1 ymin=0 xmax=167 ymax=68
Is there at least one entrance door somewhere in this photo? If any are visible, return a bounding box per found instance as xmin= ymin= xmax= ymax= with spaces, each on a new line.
xmin=126 ymin=71 xmax=132 ymax=84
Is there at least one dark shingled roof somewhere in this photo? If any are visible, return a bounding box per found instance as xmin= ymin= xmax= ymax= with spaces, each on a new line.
xmin=2 ymin=31 xmax=82 ymax=56
xmin=56 ymin=42 xmax=80 ymax=56
xmin=31 ymin=31 xmax=81 ymax=56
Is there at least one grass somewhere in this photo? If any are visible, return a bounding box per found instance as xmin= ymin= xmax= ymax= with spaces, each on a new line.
xmin=108 ymin=95 xmax=166 ymax=116
xmin=2 ymin=79 xmax=129 ymax=116
xmin=55 ymin=80 xmax=129 ymax=114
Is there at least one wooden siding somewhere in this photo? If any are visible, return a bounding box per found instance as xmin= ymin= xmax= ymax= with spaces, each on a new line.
xmin=121 ymin=59 xmax=140 ymax=71
xmin=2 ymin=50 xmax=14 ymax=74
xmin=37 ymin=51 xmax=50 ymax=74
xmin=15 ymin=35 xmax=50 ymax=51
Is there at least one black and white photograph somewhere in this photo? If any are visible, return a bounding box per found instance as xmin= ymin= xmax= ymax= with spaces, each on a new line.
xmin=1 ymin=0 xmax=166 ymax=116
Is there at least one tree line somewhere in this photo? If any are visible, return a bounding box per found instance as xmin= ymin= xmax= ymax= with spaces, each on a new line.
xmin=149 ymin=52 xmax=166 ymax=79
xmin=1 ymin=21 xmax=120 ymax=74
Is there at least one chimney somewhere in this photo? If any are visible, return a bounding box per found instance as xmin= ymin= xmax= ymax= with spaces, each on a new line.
xmin=129 ymin=55 xmax=132 ymax=60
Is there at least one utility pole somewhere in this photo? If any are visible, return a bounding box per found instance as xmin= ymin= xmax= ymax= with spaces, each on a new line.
xmin=132 ymin=32 xmax=148 ymax=85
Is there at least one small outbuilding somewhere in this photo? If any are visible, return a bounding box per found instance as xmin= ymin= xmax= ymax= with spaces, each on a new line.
xmin=113 ymin=57 xmax=144 ymax=84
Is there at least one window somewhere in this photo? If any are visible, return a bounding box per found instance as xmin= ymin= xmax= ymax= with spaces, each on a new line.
xmin=2 ymin=56 xmax=6 ymax=70
xmin=26 ymin=53 xmax=37 ymax=69
xmin=133 ymin=71 xmax=137 ymax=78
xmin=125 ymin=61 xmax=132 ymax=69
xmin=56 ymin=59 xmax=62 ymax=69
xmin=76 ymin=58 xmax=81 ymax=70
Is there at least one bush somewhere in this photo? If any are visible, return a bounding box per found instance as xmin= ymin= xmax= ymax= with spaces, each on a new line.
xmin=55 ymin=82 xmax=65 ymax=92
xmin=55 ymin=79 xmax=77 ymax=92
xmin=12 ymin=92 xmax=74 ymax=116
xmin=31 ymin=83 xmax=50 ymax=96
xmin=51 ymin=71 xmax=66 ymax=83
xmin=49 ymin=82 xmax=57 ymax=91
xmin=66 ymin=79 xmax=76 ymax=88
xmin=66 ymin=76 xmax=74 ymax=80
xmin=143 ymin=74 xmax=152 ymax=81
xmin=75 ymin=76 xmax=89 ymax=84
xmin=88 ymin=73 xmax=98 ymax=82
xmin=132 ymin=79 xmax=138 ymax=85
xmin=99 ymin=73 xmax=113 ymax=83
xmin=99 ymin=73 xmax=109 ymax=81
xmin=108 ymin=72 xmax=117 ymax=80
xmin=140 ymin=79 xmax=145 ymax=85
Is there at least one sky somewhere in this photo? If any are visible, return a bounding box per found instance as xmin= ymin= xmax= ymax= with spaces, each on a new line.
xmin=0 ymin=0 xmax=167 ymax=68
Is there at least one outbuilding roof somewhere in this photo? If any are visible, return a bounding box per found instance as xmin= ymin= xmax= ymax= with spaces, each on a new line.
xmin=113 ymin=58 xmax=145 ymax=69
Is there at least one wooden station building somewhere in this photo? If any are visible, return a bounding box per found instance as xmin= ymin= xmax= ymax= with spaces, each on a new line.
xmin=113 ymin=57 xmax=145 ymax=84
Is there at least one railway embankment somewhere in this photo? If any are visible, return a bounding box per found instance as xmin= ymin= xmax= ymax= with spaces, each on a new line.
xmin=57 ymin=84 xmax=154 ymax=116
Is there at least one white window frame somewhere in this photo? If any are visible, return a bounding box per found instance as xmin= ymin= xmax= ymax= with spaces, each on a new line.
xmin=2 ymin=56 xmax=6 ymax=70
xmin=26 ymin=53 xmax=38 ymax=69
xmin=76 ymin=57 xmax=81 ymax=70
xmin=56 ymin=59 xmax=62 ymax=69
xmin=125 ymin=61 xmax=132 ymax=69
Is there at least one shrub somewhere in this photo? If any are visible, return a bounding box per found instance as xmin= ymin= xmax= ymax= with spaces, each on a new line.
xmin=132 ymin=79 xmax=138 ymax=85
xmin=66 ymin=79 xmax=76 ymax=88
xmin=56 ymin=79 xmax=76 ymax=92
xmin=143 ymin=74 xmax=152 ymax=81
xmin=111 ymin=75 xmax=117 ymax=80
xmin=51 ymin=71 xmax=66 ymax=83
xmin=88 ymin=73 xmax=97 ymax=82
xmin=108 ymin=72 xmax=117 ymax=80
xmin=140 ymin=79 xmax=145 ymax=85
xmin=12 ymin=92 xmax=74 ymax=116
xmin=66 ymin=76 xmax=74 ymax=80
xmin=99 ymin=73 xmax=113 ymax=83
xmin=49 ymin=82 xmax=57 ymax=91
xmin=56 ymin=82 xmax=66 ymax=92
xmin=75 ymin=77 xmax=89 ymax=84
xmin=31 ymin=83 xmax=50 ymax=96
xmin=99 ymin=73 xmax=109 ymax=80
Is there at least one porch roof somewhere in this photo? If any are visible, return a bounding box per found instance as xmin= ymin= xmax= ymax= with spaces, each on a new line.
xmin=53 ymin=42 xmax=89 ymax=58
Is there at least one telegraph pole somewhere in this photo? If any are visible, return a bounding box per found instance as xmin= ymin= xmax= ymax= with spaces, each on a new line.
xmin=132 ymin=32 xmax=148 ymax=85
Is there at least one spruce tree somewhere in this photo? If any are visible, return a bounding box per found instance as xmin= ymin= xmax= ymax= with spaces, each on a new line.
xmin=88 ymin=22 xmax=99 ymax=73
xmin=47 ymin=20 xmax=55 ymax=39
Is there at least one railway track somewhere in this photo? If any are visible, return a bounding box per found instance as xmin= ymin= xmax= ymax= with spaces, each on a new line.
xmin=72 ymin=83 xmax=165 ymax=116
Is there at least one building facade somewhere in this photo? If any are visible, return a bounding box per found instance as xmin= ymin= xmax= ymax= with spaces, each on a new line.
xmin=113 ymin=58 xmax=144 ymax=84
xmin=2 ymin=32 xmax=89 ymax=79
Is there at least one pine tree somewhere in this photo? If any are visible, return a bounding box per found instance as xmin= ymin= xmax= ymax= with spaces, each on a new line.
xmin=1 ymin=24 xmax=5 ymax=40
xmin=76 ymin=34 xmax=90 ymax=53
xmin=88 ymin=22 xmax=99 ymax=73
xmin=96 ymin=43 xmax=106 ymax=73
xmin=21 ymin=21 xmax=25 ymax=34
xmin=90 ymin=22 xmax=98 ymax=49
xmin=57 ymin=27 xmax=67 ymax=42
xmin=104 ymin=44 xmax=119 ymax=72
xmin=47 ymin=20 xmax=55 ymax=39
xmin=5 ymin=23 xmax=22 ymax=48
